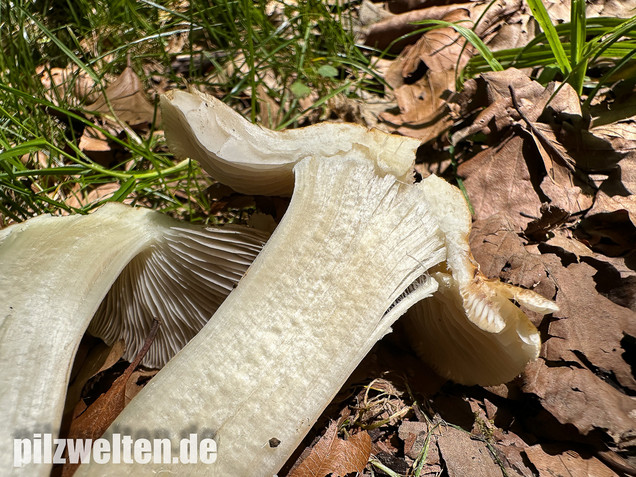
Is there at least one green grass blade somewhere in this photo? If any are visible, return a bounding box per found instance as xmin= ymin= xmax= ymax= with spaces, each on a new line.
xmin=570 ymin=0 xmax=586 ymax=64
xmin=414 ymin=19 xmax=503 ymax=72
xmin=569 ymin=0 xmax=587 ymax=95
xmin=586 ymin=15 xmax=636 ymax=62
xmin=584 ymin=49 xmax=636 ymax=107
xmin=19 ymin=8 xmax=100 ymax=83
xmin=526 ymin=0 xmax=572 ymax=74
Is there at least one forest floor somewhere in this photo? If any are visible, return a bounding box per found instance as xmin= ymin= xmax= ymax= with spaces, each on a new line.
xmin=1 ymin=1 xmax=635 ymax=476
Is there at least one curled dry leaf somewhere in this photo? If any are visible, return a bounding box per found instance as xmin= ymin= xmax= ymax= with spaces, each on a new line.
xmin=376 ymin=1 xmax=527 ymax=143
xmin=61 ymin=323 xmax=159 ymax=477
xmin=577 ymin=191 xmax=636 ymax=257
xmin=459 ymin=133 xmax=545 ymax=231
xmin=37 ymin=64 xmax=98 ymax=105
xmin=88 ymin=66 xmax=157 ymax=128
xmin=456 ymin=70 xmax=595 ymax=230
xmin=469 ymin=214 xmax=557 ymax=302
xmin=363 ymin=4 xmax=471 ymax=53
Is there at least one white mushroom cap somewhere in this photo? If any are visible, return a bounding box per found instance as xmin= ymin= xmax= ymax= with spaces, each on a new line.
xmin=405 ymin=175 xmax=558 ymax=385
xmin=161 ymin=89 xmax=421 ymax=196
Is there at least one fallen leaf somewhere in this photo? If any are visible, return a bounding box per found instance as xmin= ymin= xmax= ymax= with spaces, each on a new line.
xmin=88 ymin=66 xmax=157 ymax=128
xmin=602 ymin=157 xmax=636 ymax=196
xmin=458 ymin=133 xmax=544 ymax=231
xmin=469 ymin=214 xmax=557 ymax=304
xmin=37 ymin=64 xmax=98 ymax=106
xmin=577 ymin=190 xmax=636 ymax=256
xmin=496 ymin=444 xmax=536 ymax=477
xmin=64 ymin=182 xmax=127 ymax=210
xmin=124 ymin=369 xmax=159 ymax=405
xmin=288 ymin=421 xmax=372 ymax=477
xmin=61 ymin=322 xmax=159 ymax=476
xmin=524 ymin=444 xmax=619 ymax=477
xmin=523 ymin=360 xmax=636 ymax=448
xmin=398 ymin=420 xmax=434 ymax=460
xmin=363 ymin=4 xmax=471 ymax=53
xmin=544 ymin=260 xmax=636 ymax=391
xmin=456 ymin=71 xmax=596 ymax=227
xmin=452 ymin=69 xmax=545 ymax=143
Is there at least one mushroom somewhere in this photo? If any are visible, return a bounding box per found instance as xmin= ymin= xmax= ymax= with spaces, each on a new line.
xmin=0 ymin=203 xmax=266 ymax=475
xmin=77 ymin=154 xmax=446 ymax=477
xmin=76 ymin=92 xmax=556 ymax=476
xmin=162 ymin=89 xmax=558 ymax=385
xmin=160 ymin=88 xmax=421 ymax=195
xmin=405 ymin=174 xmax=559 ymax=385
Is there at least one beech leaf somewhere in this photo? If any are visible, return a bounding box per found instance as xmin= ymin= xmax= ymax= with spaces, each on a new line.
xmin=289 ymin=421 xmax=372 ymax=477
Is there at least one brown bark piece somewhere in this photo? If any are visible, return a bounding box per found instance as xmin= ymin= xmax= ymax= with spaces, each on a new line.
xmin=436 ymin=426 xmax=503 ymax=477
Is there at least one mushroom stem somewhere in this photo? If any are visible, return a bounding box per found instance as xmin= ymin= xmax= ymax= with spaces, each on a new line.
xmin=76 ymin=155 xmax=445 ymax=476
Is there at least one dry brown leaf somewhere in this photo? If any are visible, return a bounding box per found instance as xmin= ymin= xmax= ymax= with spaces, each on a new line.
xmin=61 ymin=323 xmax=158 ymax=476
xmin=523 ymin=360 xmax=636 ymax=448
xmin=398 ymin=420 xmax=432 ymax=460
xmin=256 ymin=84 xmax=280 ymax=129
xmin=363 ymin=4 xmax=471 ymax=53
xmin=602 ymin=157 xmax=636 ymax=196
xmin=524 ymin=444 xmax=619 ymax=477
xmin=386 ymin=0 xmax=449 ymax=15
xmin=64 ymin=182 xmax=127 ymax=210
xmin=458 ymin=134 xmax=544 ymax=231
xmin=378 ymin=6 xmax=469 ymax=143
xmin=436 ymin=426 xmax=503 ymax=477
xmin=288 ymin=421 xmax=372 ymax=477
xmin=124 ymin=369 xmax=159 ymax=405
xmin=456 ymin=71 xmax=597 ymax=226
xmin=452 ymin=68 xmax=545 ymax=143
xmin=469 ymin=215 xmax=558 ymax=303
xmin=544 ymin=259 xmax=636 ymax=391
xmin=577 ymin=190 xmax=636 ymax=256
xmin=377 ymin=3 xmax=526 ymax=143
xmin=496 ymin=444 xmax=536 ymax=477
xmin=88 ymin=66 xmax=156 ymax=128
xmin=37 ymin=64 xmax=98 ymax=105
xmin=544 ymin=0 xmax=636 ymax=25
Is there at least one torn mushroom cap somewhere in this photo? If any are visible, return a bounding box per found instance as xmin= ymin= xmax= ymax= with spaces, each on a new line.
xmin=0 ymin=203 xmax=266 ymax=474
xmin=405 ymin=175 xmax=559 ymax=386
xmin=160 ymin=89 xmax=421 ymax=196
